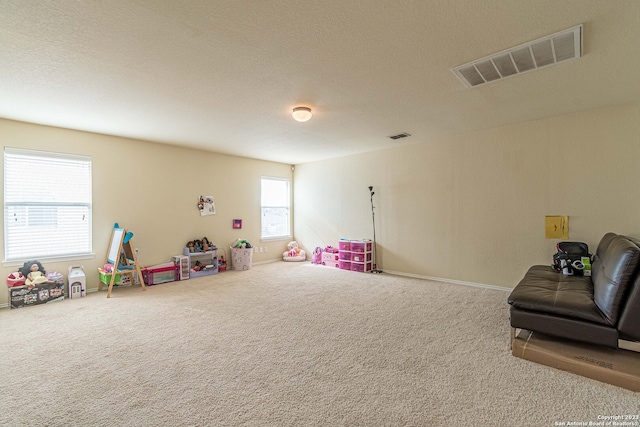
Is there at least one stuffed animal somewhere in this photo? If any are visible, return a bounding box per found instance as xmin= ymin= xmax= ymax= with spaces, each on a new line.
xmin=232 ymin=239 xmax=252 ymax=249
xmin=282 ymin=241 xmax=306 ymax=262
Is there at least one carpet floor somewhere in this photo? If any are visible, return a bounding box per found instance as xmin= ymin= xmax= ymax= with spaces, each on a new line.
xmin=0 ymin=261 xmax=638 ymax=426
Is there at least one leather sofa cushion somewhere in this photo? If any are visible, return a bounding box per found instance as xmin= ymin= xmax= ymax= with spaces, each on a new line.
xmin=591 ymin=233 xmax=640 ymax=324
xmin=508 ymin=265 xmax=608 ymax=325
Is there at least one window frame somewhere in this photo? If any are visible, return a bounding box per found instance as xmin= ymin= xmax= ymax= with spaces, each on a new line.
xmin=3 ymin=147 xmax=94 ymax=266
xmin=260 ymin=176 xmax=292 ymax=242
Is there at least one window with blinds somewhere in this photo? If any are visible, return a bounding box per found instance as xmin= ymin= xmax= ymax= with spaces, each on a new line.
xmin=3 ymin=148 xmax=92 ymax=262
xmin=261 ymin=177 xmax=291 ymax=240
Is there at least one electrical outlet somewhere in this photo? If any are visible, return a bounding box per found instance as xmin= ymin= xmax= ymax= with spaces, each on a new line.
xmin=264 ymin=247 xmax=268 ymax=253
xmin=254 ymin=247 xmax=258 ymax=253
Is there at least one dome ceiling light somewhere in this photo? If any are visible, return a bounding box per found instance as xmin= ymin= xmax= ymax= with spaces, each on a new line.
xmin=292 ymin=106 xmax=312 ymax=122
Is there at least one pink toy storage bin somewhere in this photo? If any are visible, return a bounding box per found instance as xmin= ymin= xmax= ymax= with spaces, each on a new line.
xmin=339 ymin=261 xmax=351 ymax=270
xmin=338 ymin=250 xmax=351 ymax=261
xmin=351 ymin=252 xmax=372 ymax=263
xmin=351 ymin=262 xmax=373 ymax=273
xmin=322 ymin=252 xmax=339 ymax=263
xmin=323 ymin=260 xmax=339 ymax=268
xmin=350 ymin=240 xmax=372 ymax=252
xmin=338 ymin=239 xmax=351 ymax=251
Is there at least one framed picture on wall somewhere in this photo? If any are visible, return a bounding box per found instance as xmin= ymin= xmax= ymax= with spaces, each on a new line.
xmin=233 ymin=219 xmax=242 ymax=229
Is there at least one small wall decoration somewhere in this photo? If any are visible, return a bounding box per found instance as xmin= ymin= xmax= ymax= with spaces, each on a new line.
xmin=545 ymin=215 xmax=569 ymax=239
xmin=233 ymin=219 xmax=242 ymax=229
xmin=198 ymin=196 xmax=216 ymax=216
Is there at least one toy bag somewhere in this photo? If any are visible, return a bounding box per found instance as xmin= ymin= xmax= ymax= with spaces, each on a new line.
xmin=552 ymin=241 xmax=590 ymax=276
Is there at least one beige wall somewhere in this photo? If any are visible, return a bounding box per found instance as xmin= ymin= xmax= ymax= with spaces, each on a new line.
xmin=2 ymin=102 xmax=638 ymax=306
xmin=293 ymin=103 xmax=640 ymax=288
xmin=0 ymin=119 xmax=292 ymax=306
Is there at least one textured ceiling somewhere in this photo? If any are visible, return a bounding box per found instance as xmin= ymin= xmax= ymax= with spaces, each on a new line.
xmin=1 ymin=1 xmax=639 ymax=164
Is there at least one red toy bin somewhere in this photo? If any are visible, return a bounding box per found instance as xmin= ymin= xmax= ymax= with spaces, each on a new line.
xmin=339 ymin=261 xmax=351 ymax=270
xmin=142 ymin=264 xmax=179 ymax=285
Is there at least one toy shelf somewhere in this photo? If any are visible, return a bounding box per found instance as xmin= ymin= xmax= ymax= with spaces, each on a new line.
xmin=182 ymin=247 xmax=219 ymax=278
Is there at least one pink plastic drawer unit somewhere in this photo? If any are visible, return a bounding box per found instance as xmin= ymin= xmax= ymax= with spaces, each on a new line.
xmin=351 ymin=262 xmax=373 ymax=273
xmin=338 ymin=240 xmax=351 ymax=251
xmin=322 ymin=252 xmax=339 ymax=263
xmin=323 ymin=260 xmax=339 ymax=268
xmin=338 ymin=250 xmax=351 ymax=261
xmin=339 ymin=261 xmax=351 ymax=270
xmin=350 ymin=240 xmax=372 ymax=252
xmin=351 ymin=252 xmax=372 ymax=263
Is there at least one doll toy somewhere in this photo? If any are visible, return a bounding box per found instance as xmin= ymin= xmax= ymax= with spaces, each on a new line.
xmin=19 ymin=260 xmax=52 ymax=288
xmin=187 ymin=241 xmax=195 ymax=253
xmin=201 ymin=237 xmax=211 ymax=252
xmin=194 ymin=239 xmax=203 ymax=252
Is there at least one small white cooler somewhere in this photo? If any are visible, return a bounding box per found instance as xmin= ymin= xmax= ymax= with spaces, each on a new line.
xmin=68 ymin=265 xmax=86 ymax=298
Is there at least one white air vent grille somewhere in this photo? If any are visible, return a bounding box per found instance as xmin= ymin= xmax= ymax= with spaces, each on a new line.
xmin=452 ymin=25 xmax=582 ymax=88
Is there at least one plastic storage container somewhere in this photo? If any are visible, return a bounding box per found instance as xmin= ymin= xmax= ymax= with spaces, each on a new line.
xmin=142 ymin=263 xmax=179 ymax=285
xmin=339 ymin=260 xmax=351 ymax=270
xmin=350 ymin=240 xmax=372 ymax=252
xmin=351 ymin=262 xmax=373 ymax=273
xmin=338 ymin=239 xmax=351 ymax=251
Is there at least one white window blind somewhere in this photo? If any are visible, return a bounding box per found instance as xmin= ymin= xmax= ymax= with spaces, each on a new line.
xmin=4 ymin=148 xmax=92 ymax=261
xmin=261 ymin=177 xmax=290 ymax=240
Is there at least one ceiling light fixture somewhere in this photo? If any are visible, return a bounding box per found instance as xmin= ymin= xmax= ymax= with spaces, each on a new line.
xmin=292 ymin=106 xmax=312 ymax=122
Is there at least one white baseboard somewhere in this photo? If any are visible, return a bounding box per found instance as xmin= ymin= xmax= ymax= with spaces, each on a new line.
xmin=381 ymin=269 xmax=511 ymax=292
xmin=252 ymin=259 xmax=281 ymax=266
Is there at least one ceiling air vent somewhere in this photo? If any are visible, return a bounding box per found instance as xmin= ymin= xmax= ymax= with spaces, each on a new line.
xmin=452 ymin=25 xmax=582 ymax=88
xmin=389 ymin=132 xmax=411 ymax=140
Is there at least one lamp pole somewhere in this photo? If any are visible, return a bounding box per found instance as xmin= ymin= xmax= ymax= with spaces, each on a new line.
xmin=369 ymin=186 xmax=383 ymax=274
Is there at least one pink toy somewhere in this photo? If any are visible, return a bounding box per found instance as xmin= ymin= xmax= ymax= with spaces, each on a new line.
xmin=282 ymin=241 xmax=306 ymax=262
xmin=6 ymin=271 xmax=26 ymax=287
xmin=311 ymin=247 xmax=323 ymax=264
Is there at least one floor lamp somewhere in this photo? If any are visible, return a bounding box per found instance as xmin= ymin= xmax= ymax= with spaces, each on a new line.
xmin=369 ymin=186 xmax=383 ymax=274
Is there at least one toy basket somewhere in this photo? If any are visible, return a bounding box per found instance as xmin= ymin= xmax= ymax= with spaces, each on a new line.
xmin=230 ymin=247 xmax=253 ymax=270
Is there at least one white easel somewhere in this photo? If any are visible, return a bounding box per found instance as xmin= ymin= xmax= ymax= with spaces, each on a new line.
xmin=98 ymin=225 xmax=146 ymax=298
